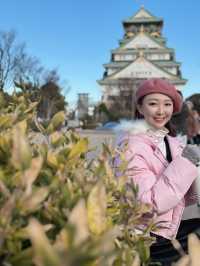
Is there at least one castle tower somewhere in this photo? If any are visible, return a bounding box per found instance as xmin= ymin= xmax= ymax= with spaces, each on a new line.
xmin=98 ymin=7 xmax=186 ymax=118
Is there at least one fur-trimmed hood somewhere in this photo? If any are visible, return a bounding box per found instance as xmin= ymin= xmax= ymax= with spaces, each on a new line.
xmin=114 ymin=119 xmax=171 ymax=149
xmin=114 ymin=119 xmax=188 ymax=146
xmin=114 ymin=119 xmax=154 ymax=135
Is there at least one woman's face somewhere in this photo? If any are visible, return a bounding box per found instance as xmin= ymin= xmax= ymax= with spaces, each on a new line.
xmin=138 ymin=93 xmax=174 ymax=129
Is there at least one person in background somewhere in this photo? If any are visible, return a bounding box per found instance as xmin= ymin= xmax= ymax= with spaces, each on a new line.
xmin=116 ymin=78 xmax=200 ymax=265
xmin=170 ymin=91 xmax=188 ymax=145
xmin=185 ymin=100 xmax=200 ymax=145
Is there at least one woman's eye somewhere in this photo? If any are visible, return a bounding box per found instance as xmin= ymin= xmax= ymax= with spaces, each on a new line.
xmin=165 ymin=103 xmax=173 ymax=106
xmin=148 ymin=102 xmax=157 ymax=106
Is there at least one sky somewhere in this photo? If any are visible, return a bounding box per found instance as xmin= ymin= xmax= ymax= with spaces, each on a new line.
xmin=0 ymin=0 xmax=200 ymax=108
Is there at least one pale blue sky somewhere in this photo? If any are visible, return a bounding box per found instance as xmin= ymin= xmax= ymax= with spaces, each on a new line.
xmin=0 ymin=0 xmax=200 ymax=107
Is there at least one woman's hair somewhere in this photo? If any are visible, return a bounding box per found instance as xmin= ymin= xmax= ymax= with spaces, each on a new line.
xmin=135 ymin=96 xmax=177 ymax=137
xmin=165 ymin=121 xmax=177 ymax=137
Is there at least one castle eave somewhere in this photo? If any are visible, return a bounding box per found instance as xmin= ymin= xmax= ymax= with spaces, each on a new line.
xmin=123 ymin=18 xmax=163 ymax=24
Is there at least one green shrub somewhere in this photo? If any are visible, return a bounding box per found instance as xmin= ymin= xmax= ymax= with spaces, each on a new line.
xmin=0 ymin=91 xmax=155 ymax=266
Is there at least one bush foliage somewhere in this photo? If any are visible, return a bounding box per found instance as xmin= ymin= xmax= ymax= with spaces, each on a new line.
xmin=0 ymin=90 xmax=171 ymax=266
xmin=1 ymin=90 xmax=200 ymax=266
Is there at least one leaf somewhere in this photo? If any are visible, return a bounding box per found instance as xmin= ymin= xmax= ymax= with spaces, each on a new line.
xmin=69 ymin=199 xmax=89 ymax=245
xmin=11 ymin=124 xmax=32 ymax=170
xmin=0 ymin=195 xmax=15 ymax=225
xmin=139 ymin=202 xmax=153 ymax=215
xmin=50 ymin=131 xmax=65 ymax=146
xmin=0 ymin=134 xmax=11 ymax=155
xmin=68 ymin=138 xmax=88 ymax=159
xmin=46 ymin=111 xmax=65 ymax=134
xmin=24 ymin=101 xmax=38 ymax=114
xmin=87 ymin=181 xmax=107 ymax=235
xmin=27 ymin=219 xmax=61 ymax=266
xmin=54 ymin=228 xmax=70 ymax=252
xmin=9 ymin=248 xmax=33 ymax=266
xmin=0 ymin=179 xmax=10 ymax=197
xmin=97 ymin=226 xmax=120 ymax=256
xmin=136 ymin=240 xmax=150 ymax=263
xmin=51 ymin=111 xmax=65 ymax=128
xmin=20 ymin=187 xmax=49 ymax=214
xmin=47 ymin=151 xmax=58 ymax=169
xmin=131 ymin=253 xmax=141 ymax=266
xmin=46 ymin=123 xmax=54 ymax=135
xmin=0 ymin=114 xmax=13 ymax=129
xmin=22 ymin=156 xmax=43 ymax=195
xmin=15 ymin=224 xmax=54 ymax=239
xmin=16 ymin=120 xmax=27 ymax=135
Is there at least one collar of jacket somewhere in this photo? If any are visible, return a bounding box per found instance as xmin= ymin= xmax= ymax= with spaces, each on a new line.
xmin=116 ymin=119 xmax=168 ymax=154
xmin=115 ymin=119 xmax=169 ymax=138
xmin=116 ymin=119 xmax=182 ymax=162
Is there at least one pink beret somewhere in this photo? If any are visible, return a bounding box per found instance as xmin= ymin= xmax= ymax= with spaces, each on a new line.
xmin=135 ymin=78 xmax=183 ymax=113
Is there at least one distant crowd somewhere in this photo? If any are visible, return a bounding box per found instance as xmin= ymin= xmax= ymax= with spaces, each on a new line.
xmin=171 ymin=94 xmax=200 ymax=145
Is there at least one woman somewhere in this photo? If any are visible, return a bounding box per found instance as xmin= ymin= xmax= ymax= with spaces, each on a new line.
xmin=117 ymin=78 xmax=200 ymax=265
xmin=185 ymin=101 xmax=200 ymax=145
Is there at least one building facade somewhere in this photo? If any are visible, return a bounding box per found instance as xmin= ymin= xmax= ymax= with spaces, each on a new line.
xmin=98 ymin=7 xmax=186 ymax=118
xmin=77 ymin=93 xmax=89 ymax=119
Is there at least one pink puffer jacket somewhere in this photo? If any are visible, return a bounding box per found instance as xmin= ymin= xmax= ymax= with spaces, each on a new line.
xmin=116 ymin=120 xmax=198 ymax=240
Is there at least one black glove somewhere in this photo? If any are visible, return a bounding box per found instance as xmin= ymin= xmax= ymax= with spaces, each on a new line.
xmin=182 ymin=145 xmax=200 ymax=166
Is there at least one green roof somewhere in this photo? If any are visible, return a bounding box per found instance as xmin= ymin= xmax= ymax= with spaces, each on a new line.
xmin=156 ymin=61 xmax=181 ymax=67
xmin=98 ymin=78 xmax=187 ymax=86
xmin=119 ymin=35 xmax=166 ymax=46
xmin=111 ymin=47 xmax=174 ymax=54
xmin=123 ymin=7 xmax=163 ymax=24
xmin=103 ymin=60 xmax=180 ymax=69
xmin=98 ymin=56 xmax=187 ymax=85
xmin=106 ymin=58 xmax=177 ymax=79
xmin=119 ymin=31 xmax=166 ymax=49
xmin=103 ymin=62 xmax=128 ymax=68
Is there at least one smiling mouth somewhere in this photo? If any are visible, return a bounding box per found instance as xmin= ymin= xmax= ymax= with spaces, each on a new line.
xmin=154 ymin=118 xmax=166 ymax=122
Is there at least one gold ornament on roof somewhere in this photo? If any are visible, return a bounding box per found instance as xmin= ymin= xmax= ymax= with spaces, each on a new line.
xmin=126 ymin=32 xmax=135 ymax=38
xmin=151 ymin=32 xmax=160 ymax=37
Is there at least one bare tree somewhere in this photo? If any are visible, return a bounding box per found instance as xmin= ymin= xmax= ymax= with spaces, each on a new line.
xmin=0 ymin=30 xmax=69 ymax=120
xmin=106 ymin=78 xmax=139 ymax=120
xmin=0 ymin=30 xmax=44 ymax=90
xmin=43 ymin=69 xmax=60 ymax=84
